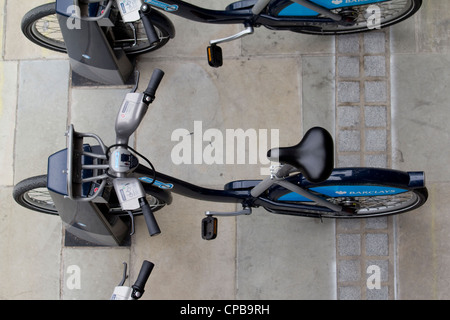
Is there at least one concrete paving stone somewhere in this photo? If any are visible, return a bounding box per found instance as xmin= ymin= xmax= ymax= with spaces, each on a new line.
xmin=338 ymin=234 xmax=361 ymax=256
xmin=364 ymin=32 xmax=385 ymax=54
xmin=364 ymin=80 xmax=387 ymax=103
xmin=237 ymin=207 xmax=336 ymax=300
xmin=366 ymin=259 xmax=389 ymax=282
xmin=338 ymin=259 xmax=361 ymax=282
xmin=0 ymin=0 xmax=4 ymax=59
xmin=4 ymin=0 xmax=66 ymax=60
xmin=135 ymin=58 xmax=301 ymax=184
xmin=365 ymin=217 xmax=388 ymax=230
xmin=70 ymin=88 xmax=132 ymax=147
xmin=338 ymin=106 xmax=360 ymax=128
xmin=364 ymin=106 xmax=387 ymax=127
xmin=337 ymin=56 xmax=360 ymax=78
xmin=339 ymin=286 xmax=361 ymax=300
xmin=336 ymin=219 xmax=361 ymax=232
xmin=364 ymin=56 xmax=386 ymax=77
xmin=416 ymin=0 xmax=450 ymax=53
xmin=61 ymin=247 xmax=130 ymax=300
xmin=131 ymin=193 xmax=236 ymax=300
xmin=397 ymin=182 xmax=450 ymax=299
xmin=337 ymin=154 xmax=360 ymax=167
xmin=338 ymin=130 xmax=360 ymax=152
xmin=242 ymin=29 xmax=334 ymax=56
xmin=0 ymin=60 xmax=18 ymax=186
xmin=365 ymin=233 xmax=388 ymax=256
xmin=301 ymin=56 xmax=335 ymax=135
xmin=0 ymin=186 xmax=62 ymax=299
xmin=14 ymin=59 xmax=69 ymax=182
xmin=364 ymin=154 xmax=387 ymax=168
xmin=338 ymin=81 xmax=360 ymax=103
xmin=365 ymin=129 xmax=387 ymax=152
xmin=390 ymin=15 xmax=417 ymax=54
xmin=391 ymin=54 xmax=450 ymax=181
xmin=337 ymin=34 xmax=360 ymax=54
xmin=366 ymin=286 xmax=389 ymax=300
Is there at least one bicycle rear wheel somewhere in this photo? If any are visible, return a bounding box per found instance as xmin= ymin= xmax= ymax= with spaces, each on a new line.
xmin=266 ymin=168 xmax=428 ymax=218
xmin=268 ymin=186 xmax=427 ymax=218
xmin=21 ymin=2 xmax=171 ymax=55
xmin=325 ymin=187 xmax=427 ymax=218
xmin=288 ymin=0 xmax=422 ymax=35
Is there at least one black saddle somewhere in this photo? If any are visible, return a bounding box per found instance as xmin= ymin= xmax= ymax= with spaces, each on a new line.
xmin=267 ymin=127 xmax=334 ymax=183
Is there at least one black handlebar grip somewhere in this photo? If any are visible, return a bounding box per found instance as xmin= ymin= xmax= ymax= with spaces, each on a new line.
xmin=131 ymin=260 xmax=155 ymax=299
xmin=146 ymin=69 xmax=165 ymax=96
xmin=139 ymin=197 xmax=161 ymax=236
xmin=139 ymin=4 xmax=160 ymax=46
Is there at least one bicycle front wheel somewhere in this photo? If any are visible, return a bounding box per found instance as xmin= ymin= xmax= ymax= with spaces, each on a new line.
xmin=13 ymin=175 xmax=169 ymax=216
xmin=291 ymin=0 xmax=422 ymax=35
xmin=21 ymin=2 xmax=171 ymax=55
xmin=13 ymin=175 xmax=59 ymax=215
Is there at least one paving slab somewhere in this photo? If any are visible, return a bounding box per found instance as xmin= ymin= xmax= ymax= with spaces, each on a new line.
xmin=135 ymin=57 xmax=301 ymax=184
xmin=237 ymin=207 xmax=336 ymax=300
xmin=14 ymin=60 xmax=69 ymax=182
xmin=392 ymin=53 xmax=450 ymax=299
xmin=0 ymin=186 xmax=61 ymax=299
xmin=301 ymin=55 xmax=335 ymax=135
xmin=131 ymin=193 xmax=237 ymax=300
xmin=0 ymin=60 xmax=18 ymax=185
xmin=70 ymin=87 xmax=132 ymax=147
xmin=61 ymin=247 xmax=130 ymax=300
xmin=391 ymin=54 xmax=450 ymax=181
xmin=4 ymin=0 xmax=65 ymax=60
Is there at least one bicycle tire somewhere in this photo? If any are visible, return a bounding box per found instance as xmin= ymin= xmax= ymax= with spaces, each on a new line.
xmin=13 ymin=175 xmax=59 ymax=215
xmin=287 ymin=0 xmax=422 ymax=35
xmin=21 ymin=2 xmax=171 ymax=55
xmin=264 ymin=167 xmax=428 ymax=218
xmin=13 ymin=175 xmax=169 ymax=216
xmin=265 ymin=186 xmax=427 ymax=218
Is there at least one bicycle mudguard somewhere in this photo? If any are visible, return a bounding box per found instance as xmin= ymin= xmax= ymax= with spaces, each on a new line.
xmin=267 ymin=167 xmax=425 ymax=202
xmin=269 ymin=0 xmax=390 ymax=17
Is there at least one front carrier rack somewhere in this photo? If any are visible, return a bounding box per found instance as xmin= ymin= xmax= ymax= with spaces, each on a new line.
xmin=65 ymin=124 xmax=109 ymax=202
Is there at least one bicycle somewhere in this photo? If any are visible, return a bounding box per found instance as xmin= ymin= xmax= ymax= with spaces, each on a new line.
xmin=22 ymin=0 xmax=422 ymax=77
xmin=13 ymin=69 xmax=428 ymax=245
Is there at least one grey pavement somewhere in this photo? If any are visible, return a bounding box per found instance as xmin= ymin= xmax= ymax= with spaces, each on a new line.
xmin=0 ymin=0 xmax=449 ymax=300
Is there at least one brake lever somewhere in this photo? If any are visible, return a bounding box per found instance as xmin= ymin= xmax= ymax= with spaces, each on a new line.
xmin=126 ymin=211 xmax=135 ymax=236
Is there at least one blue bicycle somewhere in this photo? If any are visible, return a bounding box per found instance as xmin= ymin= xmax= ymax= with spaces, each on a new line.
xmin=13 ymin=69 xmax=428 ymax=244
xmin=22 ymin=0 xmax=422 ymax=69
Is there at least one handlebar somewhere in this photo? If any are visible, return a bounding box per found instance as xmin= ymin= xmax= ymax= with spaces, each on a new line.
xmin=66 ymin=69 xmax=165 ymax=237
xmin=131 ymin=260 xmax=155 ymax=299
xmin=139 ymin=4 xmax=160 ymax=47
xmin=144 ymin=68 xmax=165 ymax=103
xmin=111 ymin=260 xmax=155 ymax=300
xmin=139 ymin=197 xmax=161 ymax=236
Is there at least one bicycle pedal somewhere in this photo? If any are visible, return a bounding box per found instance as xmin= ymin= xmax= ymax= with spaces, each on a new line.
xmin=207 ymin=45 xmax=223 ymax=68
xmin=201 ymin=216 xmax=218 ymax=240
